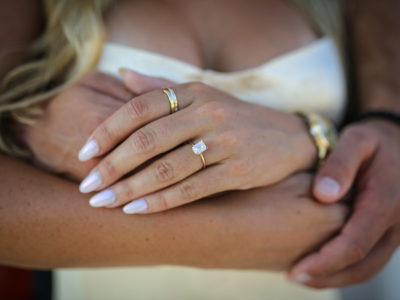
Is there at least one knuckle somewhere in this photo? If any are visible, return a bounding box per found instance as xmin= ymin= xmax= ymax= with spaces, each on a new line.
xmin=219 ymin=132 xmax=239 ymax=148
xmin=197 ymin=101 xmax=228 ymax=123
xmin=96 ymin=123 xmax=113 ymax=144
xmin=126 ymin=98 xmax=148 ymax=119
xmin=131 ymin=129 xmax=156 ymax=153
xmin=156 ymin=193 xmax=171 ymax=211
xmin=228 ymin=159 xmax=252 ymax=177
xmin=187 ymin=81 xmax=208 ymax=93
xmin=155 ymin=160 xmax=174 ymax=182
xmin=118 ymin=181 xmax=135 ymax=201
xmin=101 ymin=158 xmax=118 ymax=179
xmin=179 ymin=182 xmax=198 ymax=201
xmin=347 ymin=242 xmax=368 ymax=262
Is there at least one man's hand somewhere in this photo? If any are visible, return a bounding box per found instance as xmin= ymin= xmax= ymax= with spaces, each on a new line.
xmin=288 ymin=120 xmax=400 ymax=288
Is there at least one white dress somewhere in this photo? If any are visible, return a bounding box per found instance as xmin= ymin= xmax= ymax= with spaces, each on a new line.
xmin=55 ymin=36 xmax=346 ymax=300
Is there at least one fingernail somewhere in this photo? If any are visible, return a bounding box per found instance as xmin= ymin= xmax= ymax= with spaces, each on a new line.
xmin=123 ymin=198 xmax=148 ymax=214
xmin=78 ymin=140 xmax=99 ymax=162
xmin=79 ymin=172 xmax=102 ymax=193
xmin=290 ymin=273 xmax=312 ymax=284
xmin=316 ymin=177 xmax=340 ymax=198
xmin=89 ymin=189 xmax=116 ymax=207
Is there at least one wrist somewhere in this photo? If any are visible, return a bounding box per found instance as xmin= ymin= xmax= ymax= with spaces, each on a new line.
xmin=291 ymin=113 xmax=318 ymax=171
xmin=294 ymin=111 xmax=337 ymax=169
xmin=357 ymin=110 xmax=400 ymax=138
xmin=359 ymin=118 xmax=400 ymax=139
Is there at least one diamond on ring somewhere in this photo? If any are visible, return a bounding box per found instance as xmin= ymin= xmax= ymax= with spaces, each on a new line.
xmin=192 ymin=140 xmax=207 ymax=155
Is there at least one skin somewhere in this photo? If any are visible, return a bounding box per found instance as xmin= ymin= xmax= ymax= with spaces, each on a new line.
xmin=1 ymin=69 xmax=349 ymax=270
xmin=289 ymin=0 xmax=400 ymax=288
xmin=79 ymin=71 xmax=316 ymax=214
xmin=74 ymin=0 xmax=317 ymax=214
xmin=24 ymin=72 xmax=133 ymax=179
xmin=0 ymin=0 xmax=43 ymax=79
xmin=0 ymin=155 xmax=348 ymax=270
xmin=3 ymin=0 xmax=393 ymax=286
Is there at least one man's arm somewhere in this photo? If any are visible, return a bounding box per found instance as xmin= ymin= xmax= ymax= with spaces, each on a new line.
xmin=351 ymin=0 xmax=400 ymax=113
xmin=289 ymin=0 xmax=400 ymax=288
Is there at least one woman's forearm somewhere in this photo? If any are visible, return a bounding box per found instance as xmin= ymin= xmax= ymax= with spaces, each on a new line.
xmin=0 ymin=154 xmax=348 ymax=270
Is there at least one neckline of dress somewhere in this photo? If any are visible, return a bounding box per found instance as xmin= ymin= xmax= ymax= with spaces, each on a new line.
xmin=103 ymin=36 xmax=331 ymax=75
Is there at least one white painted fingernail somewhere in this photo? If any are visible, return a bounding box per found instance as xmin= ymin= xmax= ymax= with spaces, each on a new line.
xmin=123 ymin=198 xmax=148 ymax=214
xmin=291 ymin=273 xmax=312 ymax=284
xmin=89 ymin=189 xmax=116 ymax=207
xmin=79 ymin=172 xmax=102 ymax=193
xmin=316 ymin=177 xmax=340 ymax=198
xmin=78 ymin=140 xmax=99 ymax=162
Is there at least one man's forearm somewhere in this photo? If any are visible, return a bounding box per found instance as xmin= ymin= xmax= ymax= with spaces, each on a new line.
xmin=350 ymin=0 xmax=400 ymax=113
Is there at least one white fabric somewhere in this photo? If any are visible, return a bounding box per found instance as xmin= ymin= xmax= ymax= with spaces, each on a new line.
xmin=97 ymin=37 xmax=346 ymax=124
xmin=55 ymin=37 xmax=346 ymax=300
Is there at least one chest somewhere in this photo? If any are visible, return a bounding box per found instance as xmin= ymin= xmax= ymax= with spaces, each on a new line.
xmin=105 ymin=0 xmax=318 ymax=73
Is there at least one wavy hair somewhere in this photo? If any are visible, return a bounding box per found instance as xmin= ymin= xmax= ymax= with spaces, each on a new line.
xmin=0 ymin=0 xmax=114 ymax=157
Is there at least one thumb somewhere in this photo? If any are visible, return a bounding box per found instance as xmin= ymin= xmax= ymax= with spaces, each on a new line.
xmin=313 ymin=125 xmax=378 ymax=203
xmin=118 ymin=68 xmax=174 ymax=94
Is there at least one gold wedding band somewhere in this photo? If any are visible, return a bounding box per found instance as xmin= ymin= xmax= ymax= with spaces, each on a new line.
xmin=162 ymin=87 xmax=179 ymax=113
xmin=189 ymin=140 xmax=207 ymax=169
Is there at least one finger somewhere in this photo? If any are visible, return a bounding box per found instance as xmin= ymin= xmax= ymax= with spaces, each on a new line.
xmin=288 ymin=189 xmax=389 ymax=281
xmin=119 ymin=68 xmax=173 ymax=94
xmin=79 ymin=107 xmax=210 ymax=193
xmin=79 ymin=71 xmax=134 ymax=102
xmin=314 ymin=125 xmax=378 ymax=203
xmin=299 ymin=229 xmax=399 ymax=288
xmin=78 ymin=83 xmax=195 ymax=162
xmin=122 ymin=164 xmax=235 ymax=214
xmin=88 ymin=139 xmax=227 ymax=208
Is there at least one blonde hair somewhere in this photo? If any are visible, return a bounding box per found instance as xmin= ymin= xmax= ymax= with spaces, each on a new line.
xmin=0 ymin=0 xmax=345 ymax=158
xmin=0 ymin=0 xmax=114 ymax=157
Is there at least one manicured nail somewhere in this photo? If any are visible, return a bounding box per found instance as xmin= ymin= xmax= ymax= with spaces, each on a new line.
xmin=79 ymin=172 xmax=102 ymax=193
xmin=316 ymin=177 xmax=340 ymax=198
xmin=291 ymin=273 xmax=312 ymax=284
xmin=78 ymin=140 xmax=99 ymax=162
xmin=123 ymin=198 xmax=148 ymax=214
xmin=89 ymin=189 xmax=116 ymax=207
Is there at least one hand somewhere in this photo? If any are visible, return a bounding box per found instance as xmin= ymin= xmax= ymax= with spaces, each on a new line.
xmin=78 ymin=69 xmax=317 ymax=214
xmin=288 ymin=120 xmax=400 ymax=288
xmin=23 ymin=72 xmax=133 ymax=180
xmin=197 ymin=173 xmax=349 ymax=270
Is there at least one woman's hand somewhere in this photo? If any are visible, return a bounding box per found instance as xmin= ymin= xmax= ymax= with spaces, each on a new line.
xmin=78 ymin=69 xmax=317 ymax=214
xmin=289 ymin=120 xmax=400 ymax=288
xmin=23 ymin=72 xmax=133 ymax=180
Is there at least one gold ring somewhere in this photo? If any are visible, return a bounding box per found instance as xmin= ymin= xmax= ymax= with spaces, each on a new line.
xmin=162 ymin=87 xmax=179 ymax=113
xmin=189 ymin=140 xmax=207 ymax=169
